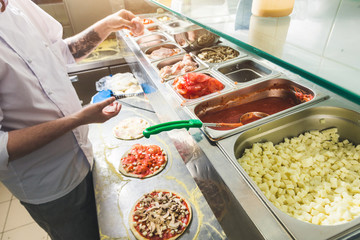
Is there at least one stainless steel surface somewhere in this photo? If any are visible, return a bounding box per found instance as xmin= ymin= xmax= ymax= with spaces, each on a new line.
xmin=89 ymin=96 xmax=227 ymax=239
xmin=67 ymin=57 xmax=126 ymax=73
xmin=165 ymin=69 xmax=235 ymax=106
xmin=90 ymin=98 xmax=227 ymax=239
xmin=152 ymin=53 xmax=208 ymax=81
xmin=69 ymin=75 xmax=78 ymax=82
xmin=115 ymin=6 xmax=360 ymax=238
xmin=214 ymin=57 xmax=279 ymax=85
xmin=184 ymin=76 xmax=328 ymax=141
xmin=218 ymin=104 xmax=360 ymax=240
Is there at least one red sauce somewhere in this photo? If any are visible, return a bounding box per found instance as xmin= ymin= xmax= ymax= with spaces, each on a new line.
xmin=199 ymin=97 xmax=296 ymax=130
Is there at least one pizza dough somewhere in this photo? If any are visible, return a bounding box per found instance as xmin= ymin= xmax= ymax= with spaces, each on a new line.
xmin=129 ymin=190 xmax=192 ymax=240
xmin=119 ymin=144 xmax=167 ymax=179
xmin=113 ymin=117 xmax=150 ymax=140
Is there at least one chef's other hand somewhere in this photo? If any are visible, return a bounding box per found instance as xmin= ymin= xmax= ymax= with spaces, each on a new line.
xmin=105 ymin=9 xmax=144 ymax=36
xmin=73 ymin=97 xmax=121 ymax=125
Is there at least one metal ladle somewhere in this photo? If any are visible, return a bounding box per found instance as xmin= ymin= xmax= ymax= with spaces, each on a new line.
xmin=203 ymin=111 xmax=269 ymax=128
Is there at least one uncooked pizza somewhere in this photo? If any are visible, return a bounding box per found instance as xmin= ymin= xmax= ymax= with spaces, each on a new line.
xmin=113 ymin=117 xmax=150 ymax=140
xmin=119 ymin=144 xmax=167 ymax=179
xmin=129 ymin=190 xmax=192 ymax=240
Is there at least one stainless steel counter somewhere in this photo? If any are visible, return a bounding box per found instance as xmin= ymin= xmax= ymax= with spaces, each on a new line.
xmin=83 ymin=3 xmax=360 ymax=239
xmin=88 ymin=97 xmax=228 ymax=239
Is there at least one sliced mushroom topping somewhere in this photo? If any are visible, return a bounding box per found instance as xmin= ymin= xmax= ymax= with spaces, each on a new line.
xmin=149 ymin=221 xmax=156 ymax=233
xmin=168 ymin=213 xmax=181 ymax=229
xmin=138 ymin=215 xmax=148 ymax=223
xmin=134 ymin=192 xmax=190 ymax=238
xmin=156 ymin=224 xmax=163 ymax=236
xmin=162 ymin=209 xmax=170 ymax=219
xmin=197 ymin=46 xmax=239 ymax=63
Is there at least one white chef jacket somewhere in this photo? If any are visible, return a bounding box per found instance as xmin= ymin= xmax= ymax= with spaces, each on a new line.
xmin=0 ymin=0 xmax=93 ymax=204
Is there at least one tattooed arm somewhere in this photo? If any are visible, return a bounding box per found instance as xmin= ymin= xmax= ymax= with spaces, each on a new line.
xmin=65 ymin=9 xmax=144 ymax=62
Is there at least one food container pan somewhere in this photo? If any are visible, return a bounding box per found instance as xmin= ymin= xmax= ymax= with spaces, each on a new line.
xmin=173 ymin=28 xmax=221 ymax=51
xmin=184 ymin=77 xmax=328 ymax=141
xmin=156 ymin=14 xmax=176 ymax=23
xmin=152 ymin=53 xmax=208 ymax=82
xmin=145 ymin=24 xmax=162 ymax=32
xmin=143 ymin=43 xmax=184 ymax=62
xmin=166 ymin=69 xmax=234 ymax=106
xmin=162 ymin=20 xmax=198 ymax=35
xmin=217 ymin=106 xmax=360 ymax=239
xmin=191 ymin=43 xmax=247 ymax=68
xmin=214 ymin=57 xmax=280 ymax=86
xmin=136 ymin=33 xmax=170 ymax=48
xmin=136 ymin=13 xmax=158 ymax=25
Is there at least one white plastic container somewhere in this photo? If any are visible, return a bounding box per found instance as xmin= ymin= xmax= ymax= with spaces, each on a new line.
xmin=251 ymin=0 xmax=295 ymax=17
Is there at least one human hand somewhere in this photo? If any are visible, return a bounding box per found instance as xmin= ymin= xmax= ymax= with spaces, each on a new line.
xmin=130 ymin=17 xmax=145 ymax=36
xmin=105 ymin=9 xmax=144 ymax=36
xmin=73 ymin=97 xmax=121 ymax=125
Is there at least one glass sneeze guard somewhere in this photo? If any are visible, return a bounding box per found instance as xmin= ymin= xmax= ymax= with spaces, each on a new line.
xmin=150 ymin=0 xmax=360 ymax=105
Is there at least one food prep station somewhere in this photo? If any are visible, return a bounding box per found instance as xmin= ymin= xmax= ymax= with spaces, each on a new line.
xmin=84 ymin=1 xmax=360 ymax=239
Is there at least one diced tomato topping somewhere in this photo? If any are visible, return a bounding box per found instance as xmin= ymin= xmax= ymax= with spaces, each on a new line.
xmin=121 ymin=144 xmax=166 ymax=178
xmin=142 ymin=18 xmax=154 ymax=24
xmin=172 ymin=72 xmax=224 ymax=99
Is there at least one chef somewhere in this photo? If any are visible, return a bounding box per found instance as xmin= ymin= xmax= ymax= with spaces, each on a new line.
xmin=0 ymin=0 xmax=144 ymax=239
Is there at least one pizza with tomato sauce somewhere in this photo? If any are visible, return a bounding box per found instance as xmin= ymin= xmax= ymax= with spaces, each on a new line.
xmin=172 ymin=72 xmax=224 ymax=99
xmin=119 ymin=144 xmax=167 ymax=179
xmin=129 ymin=190 xmax=192 ymax=240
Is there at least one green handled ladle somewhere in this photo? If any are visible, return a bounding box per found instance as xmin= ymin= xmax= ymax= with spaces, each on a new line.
xmin=143 ymin=111 xmax=268 ymax=138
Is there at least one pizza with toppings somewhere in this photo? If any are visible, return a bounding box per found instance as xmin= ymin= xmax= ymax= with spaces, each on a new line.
xmin=119 ymin=144 xmax=167 ymax=179
xmin=113 ymin=117 xmax=150 ymax=140
xmin=129 ymin=190 xmax=192 ymax=240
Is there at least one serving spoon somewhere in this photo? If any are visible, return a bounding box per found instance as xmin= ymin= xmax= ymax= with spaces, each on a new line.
xmin=143 ymin=111 xmax=269 ymax=138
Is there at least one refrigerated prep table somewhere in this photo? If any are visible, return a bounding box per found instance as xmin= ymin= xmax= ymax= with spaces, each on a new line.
xmin=86 ymin=0 xmax=360 ymax=239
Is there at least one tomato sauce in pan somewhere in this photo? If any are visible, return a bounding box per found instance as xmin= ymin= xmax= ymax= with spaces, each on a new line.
xmin=199 ymin=97 xmax=297 ymax=130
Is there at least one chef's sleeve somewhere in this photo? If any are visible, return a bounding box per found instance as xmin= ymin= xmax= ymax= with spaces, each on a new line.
xmin=0 ymin=108 xmax=9 ymax=171
xmin=25 ymin=0 xmax=76 ymax=65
